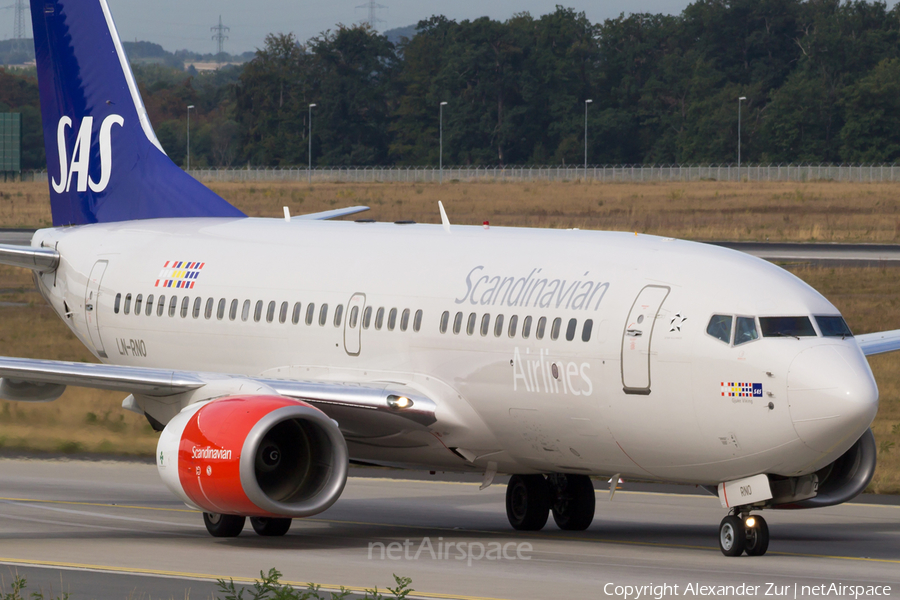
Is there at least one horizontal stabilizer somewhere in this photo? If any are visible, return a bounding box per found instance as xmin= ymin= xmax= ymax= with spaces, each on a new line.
xmin=295 ymin=206 xmax=370 ymax=221
xmin=856 ymin=329 xmax=900 ymax=356
xmin=0 ymin=244 xmax=59 ymax=271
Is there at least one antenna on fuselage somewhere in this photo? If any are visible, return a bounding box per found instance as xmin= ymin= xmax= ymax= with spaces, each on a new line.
xmin=438 ymin=201 xmax=451 ymax=233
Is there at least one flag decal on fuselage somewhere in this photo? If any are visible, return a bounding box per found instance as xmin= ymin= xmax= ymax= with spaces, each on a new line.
xmin=721 ymin=382 xmax=763 ymax=398
xmin=155 ymin=260 xmax=205 ymax=289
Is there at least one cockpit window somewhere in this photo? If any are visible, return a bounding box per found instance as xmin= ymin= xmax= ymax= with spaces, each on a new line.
xmin=759 ymin=316 xmax=817 ymax=338
xmin=816 ymin=316 xmax=853 ymax=337
xmin=734 ymin=316 xmax=759 ymax=346
xmin=706 ymin=314 xmax=732 ymax=344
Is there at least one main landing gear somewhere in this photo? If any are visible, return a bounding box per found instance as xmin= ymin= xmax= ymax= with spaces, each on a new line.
xmin=202 ymin=513 xmax=293 ymax=537
xmin=718 ymin=511 xmax=769 ymax=557
xmin=505 ymin=474 xmax=595 ymax=531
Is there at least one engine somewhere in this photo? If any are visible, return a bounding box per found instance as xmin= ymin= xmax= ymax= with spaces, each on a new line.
xmin=156 ymin=395 xmax=348 ymax=518
xmin=772 ymin=428 xmax=877 ymax=509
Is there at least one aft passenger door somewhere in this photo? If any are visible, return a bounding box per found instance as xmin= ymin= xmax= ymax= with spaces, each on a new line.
xmin=85 ymin=260 xmax=108 ymax=358
xmin=621 ymin=285 xmax=670 ymax=395
xmin=344 ymin=293 xmax=366 ymax=356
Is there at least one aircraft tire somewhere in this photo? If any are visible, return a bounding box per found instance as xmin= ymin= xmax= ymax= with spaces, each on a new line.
xmin=203 ymin=512 xmax=246 ymax=537
xmin=250 ymin=516 xmax=293 ymax=537
xmin=551 ymin=474 xmax=595 ymax=531
xmin=718 ymin=515 xmax=746 ymax=557
xmin=744 ymin=515 xmax=769 ymax=556
xmin=506 ymin=474 xmax=550 ymax=531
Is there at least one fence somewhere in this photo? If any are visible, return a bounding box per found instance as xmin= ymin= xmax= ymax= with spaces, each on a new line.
xmin=17 ymin=164 xmax=900 ymax=184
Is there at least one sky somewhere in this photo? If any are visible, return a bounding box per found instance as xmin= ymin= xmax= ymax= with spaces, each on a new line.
xmin=3 ymin=0 xmax=695 ymax=54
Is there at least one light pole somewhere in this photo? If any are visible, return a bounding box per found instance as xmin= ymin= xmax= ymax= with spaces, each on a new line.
xmin=439 ymin=101 xmax=448 ymax=184
xmin=308 ymin=103 xmax=316 ymax=184
xmin=738 ymin=96 xmax=746 ymax=173
xmin=584 ymin=99 xmax=593 ymax=171
xmin=186 ymin=105 xmax=194 ymax=171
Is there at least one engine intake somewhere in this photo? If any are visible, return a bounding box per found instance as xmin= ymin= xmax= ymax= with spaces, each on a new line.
xmin=157 ymin=395 xmax=348 ymax=518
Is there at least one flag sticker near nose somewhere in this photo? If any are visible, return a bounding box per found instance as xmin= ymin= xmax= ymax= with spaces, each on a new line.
xmin=721 ymin=382 xmax=763 ymax=397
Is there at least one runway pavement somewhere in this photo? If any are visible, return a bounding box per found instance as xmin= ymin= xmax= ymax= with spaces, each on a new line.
xmin=0 ymin=459 xmax=897 ymax=600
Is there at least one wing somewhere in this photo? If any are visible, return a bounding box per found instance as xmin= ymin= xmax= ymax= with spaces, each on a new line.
xmin=855 ymin=329 xmax=900 ymax=356
xmin=0 ymin=356 xmax=436 ymax=436
xmin=295 ymin=206 xmax=370 ymax=220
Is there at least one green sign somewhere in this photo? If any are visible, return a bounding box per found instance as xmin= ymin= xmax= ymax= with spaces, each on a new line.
xmin=0 ymin=113 xmax=22 ymax=172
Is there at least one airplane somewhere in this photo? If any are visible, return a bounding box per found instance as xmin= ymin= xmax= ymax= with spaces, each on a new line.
xmin=1 ymin=0 xmax=898 ymax=557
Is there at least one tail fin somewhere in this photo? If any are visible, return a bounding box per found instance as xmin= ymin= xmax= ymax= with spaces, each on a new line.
xmin=30 ymin=0 xmax=245 ymax=226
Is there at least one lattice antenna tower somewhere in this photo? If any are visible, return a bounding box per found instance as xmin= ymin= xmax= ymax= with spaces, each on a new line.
xmin=355 ymin=1 xmax=386 ymax=28
xmin=13 ymin=0 xmax=25 ymax=40
xmin=211 ymin=15 xmax=230 ymax=56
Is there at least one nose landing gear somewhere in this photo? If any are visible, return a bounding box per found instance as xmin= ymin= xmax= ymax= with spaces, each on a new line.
xmin=718 ymin=512 xmax=769 ymax=556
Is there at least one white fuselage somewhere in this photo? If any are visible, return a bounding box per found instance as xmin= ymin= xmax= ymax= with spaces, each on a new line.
xmin=30 ymin=218 xmax=879 ymax=485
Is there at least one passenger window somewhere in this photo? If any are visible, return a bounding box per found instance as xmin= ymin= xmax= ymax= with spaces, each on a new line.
xmin=157 ymin=295 xmax=166 ymax=317
xmin=254 ymin=300 xmax=263 ymax=322
xmin=508 ymin=315 xmax=518 ymax=337
xmin=292 ymin=302 xmax=302 ymax=324
xmin=467 ymin=312 xmax=477 ymax=335
xmin=124 ymin=293 xmax=132 ymax=315
xmin=181 ymin=296 xmax=190 ymax=318
xmin=388 ymin=308 xmax=397 ymax=331
xmin=400 ymin=308 xmax=410 ymax=331
xmin=114 ymin=293 xmax=121 ymax=314
xmin=566 ymin=318 xmax=577 ymax=341
xmin=707 ymin=314 xmax=732 ymax=344
xmin=480 ymin=314 xmax=491 ymax=336
xmin=551 ymin=317 xmax=562 ymax=340
xmin=334 ymin=304 xmax=343 ymax=327
xmin=192 ymin=297 xmax=202 ymax=319
xmin=306 ymin=303 xmax=315 ymax=325
xmin=134 ymin=294 xmax=143 ymax=315
xmin=414 ymin=309 xmax=423 ymax=332
xmin=734 ymin=317 xmax=759 ymax=346
xmin=168 ymin=296 xmax=178 ymax=317
xmin=229 ymin=299 xmax=238 ymax=321
xmin=319 ymin=304 xmax=328 ymax=326
xmin=266 ymin=301 xmax=276 ymax=323
xmin=146 ymin=294 xmax=154 ymax=316
xmin=349 ymin=306 xmax=359 ymax=328
xmin=522 ymin=316 xmax=532 ymax=338
xmin=494 ymin=314 xmax=504 ymax=337
xmin=204 ymin=298 xmax=214 ymax=320
xmin=453 ymin=311 xmax=463 ymax=334
xmin=582 ymin=319 xmax=593 ymax=342
xmin=241 ymin=299 xmax=251 ymax=321
xmin=375 ymin=307 xmax=384 ymax=330
xmin=363 ymin=306 xmax=372 ymax=329
xmin=536 ymin=317 xmax=546 ymax=339
xmin=440 ymin=311 xmax=449 ymax=333
xmin=217 ymin=298 xmax=225 ymax=320
xmin=279 ymin=302 xmax=288 ymax=324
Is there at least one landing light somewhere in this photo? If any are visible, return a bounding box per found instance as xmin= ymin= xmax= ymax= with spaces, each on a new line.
xmin=745 ymin=516 xmax=756 ymax=528
xmin=387 ymin=395 xmax=413 ymax=409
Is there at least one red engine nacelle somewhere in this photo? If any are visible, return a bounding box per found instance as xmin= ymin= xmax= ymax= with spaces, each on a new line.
xmin=156 ymin=395 xmax=348 ymax=518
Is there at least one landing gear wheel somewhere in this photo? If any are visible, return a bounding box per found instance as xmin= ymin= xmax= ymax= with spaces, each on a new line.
xmin=203 ymin=512 xmax=246 ymax=537
xmin=506 ymin=474 xmax=550 ymax=531
xmin=250 ymin=517 xmax=292 ymax=537
xmin=551 ymin=475 xmax=595 ymax=531
xmin=718 ymin=515 xmax=746 ymax=557
xmin=744 ymin=515 xmax=769 ymax=556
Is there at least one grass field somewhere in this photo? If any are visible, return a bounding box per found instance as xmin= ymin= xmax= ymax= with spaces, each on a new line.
xmin=0 ymin=180 xmax=899 ymax=492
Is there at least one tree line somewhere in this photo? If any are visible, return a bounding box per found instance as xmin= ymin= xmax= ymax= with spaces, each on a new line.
xmin=3 ymin=0 xmax=900 ymax=170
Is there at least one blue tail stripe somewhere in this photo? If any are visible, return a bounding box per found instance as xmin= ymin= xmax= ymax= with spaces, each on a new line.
xmin=30 ymin=0 xmax=245 ymax=226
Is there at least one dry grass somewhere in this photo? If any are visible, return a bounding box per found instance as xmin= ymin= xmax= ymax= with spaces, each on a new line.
xmin=6 ymin=179 xmax=900 ymax=241
xmin=0 ymin=180 xmax=899 ymax=492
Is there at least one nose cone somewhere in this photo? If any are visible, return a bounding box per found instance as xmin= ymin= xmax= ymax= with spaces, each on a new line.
xmin=787 ymin=344 xmax=878 ymax=453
